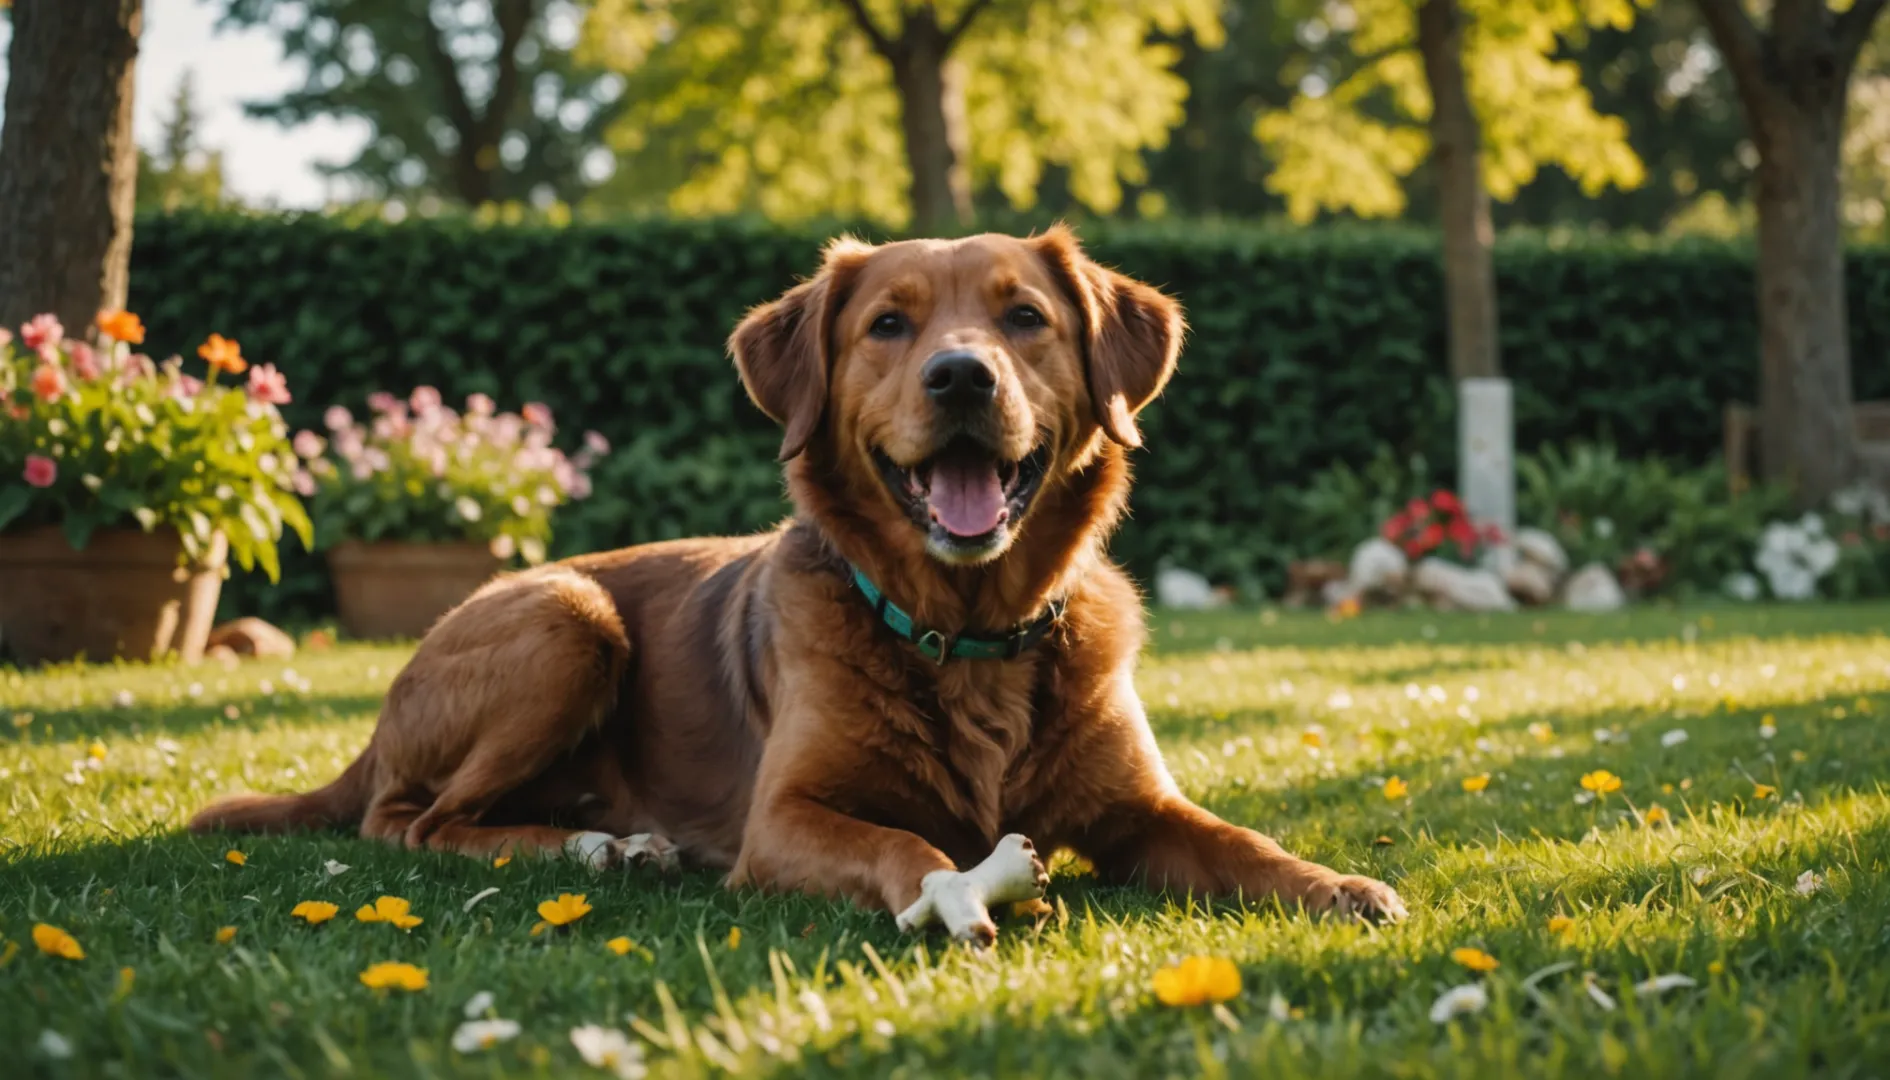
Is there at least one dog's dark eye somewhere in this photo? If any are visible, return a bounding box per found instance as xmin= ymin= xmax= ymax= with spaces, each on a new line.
xmin=1005 ymin=305 xmax=1046 ymax=331
xmin=869 ymin=312 xmax=909 ymax=339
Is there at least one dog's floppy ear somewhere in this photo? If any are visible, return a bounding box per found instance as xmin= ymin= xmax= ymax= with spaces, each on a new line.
xmin=1032 ymin=224 xmax=1184 ymax=448
xmin=729 ymin=238 xmax=872 ymax=461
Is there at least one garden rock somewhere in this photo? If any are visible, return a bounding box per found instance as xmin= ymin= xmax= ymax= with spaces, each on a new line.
xmin=1503 ymin=560 xmax=1558 ymax=606
xmin=1347 ymin=538 xmax=1408 ymax=602
xmin=205 ymin=617 xmax=296 ymax=660
xmin=1413 ymin=559 xmax=1517 ymax=612
xmin=1564 ymin=563 xmax=1627 ymax=612
xmin=1154 ymin=565 xmax=1227 ymax=610
xmin=1514 ymin=528 xmax=1570 ymax=577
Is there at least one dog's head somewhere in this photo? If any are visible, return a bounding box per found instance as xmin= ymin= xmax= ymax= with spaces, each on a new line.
xmin=731 ymin=227 xmax=1181 ymax=568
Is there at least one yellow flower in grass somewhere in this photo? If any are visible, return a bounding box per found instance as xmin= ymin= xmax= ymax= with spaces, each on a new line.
xmin=727 ymin=927 xmax=742 ymax=950
xmin=493 ymin=856 xmax=512 ymax=868
xmin=1644 ymin=806 xmax=1670 ymax=826
xmin=1383 ymin=776 xmax=1409 ymax=800
xmin=1580 ymin=770 xmax=1622 ymax=796
xmin=605 ymin=937 xmax=635 ymax=956
xmin=1548 ymin=915 xmax=1575 ymax=939
xmin=359 ymin=961 xmax=428 ymax=992
xmin=1753 ymin=783 xmax=1778 ymax=800
xmin=88 ymin=740 xmax=108 ymax=761
xmin=33 ymin=923 xmax=84 ymax=960
xmin=1152 ymin=956 xmax=1242 ymax=1006
xmin=216 ymin=926 xmax=237 ymax=945
xmin=293 ymin=901 xmax=339 ymax=926
xmin=224 ymin=850 xmax=247 ymax=867
xmin=114 ymin=966 xmax=135 ymax=1000
xmin=1301 ymin=728 xmax=1325 ymax=749
xmin=1451 ymin=947 xmax=1500 ymax=972
xmin=1462 ymin=774 xmax=1490 ymax=793
xmin=357 ymin=896 xmax=423 ymax=930
xmin=538 ymin=893 xmax=592 ymax=927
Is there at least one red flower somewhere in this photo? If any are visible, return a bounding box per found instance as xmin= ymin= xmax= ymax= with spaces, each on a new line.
xmin=23 ymin=454 xmax=56 ymax=488
xmin=1382 ymin=511 xmax=1412 ymax=540
xmin=1416 ymin=522 xmax=1445 ymax=552
xmin=1430 ymin=489 xmax=1463 ymax=514
xmin=31 ymin=363 xmax=65 ymax=402
xmin=1405 ymin=498 xmax=1430 ymax=521
xmin=1480 ymin=523 xmax=1507 ymax=545
xmin=70 ymin=341 xmax=102 ymax=382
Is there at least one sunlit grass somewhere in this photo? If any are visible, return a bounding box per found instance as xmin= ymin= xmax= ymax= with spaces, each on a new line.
xmin=4 ymin=604 xmax=1889 ymax=1077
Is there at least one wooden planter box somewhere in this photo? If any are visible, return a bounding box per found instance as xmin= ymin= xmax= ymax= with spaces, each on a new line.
xmin=0 ymin=526 xmax=226 ymax=664
xmin=328 ymin=539 xmax=502 ymax=640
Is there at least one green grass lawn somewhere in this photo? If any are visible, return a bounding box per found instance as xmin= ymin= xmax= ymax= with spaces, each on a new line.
xmin=6 ymin=604 xmax=1890 ymax=1078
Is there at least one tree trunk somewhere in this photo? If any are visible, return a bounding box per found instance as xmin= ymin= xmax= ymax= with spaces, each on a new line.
xmin=0 ymin=0 xmax=143 ymax=334
xmin=1417 ymin=0 xmax=1501 ymax=381
xmin=1749 ymin=88 xmax=1858 ymax=507
xmin=891 ymin=13 xmax=971 ymax=234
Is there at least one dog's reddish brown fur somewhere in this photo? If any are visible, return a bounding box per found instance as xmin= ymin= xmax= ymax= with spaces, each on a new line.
xmin=191 ymin=228 xmax=1405 ymax=929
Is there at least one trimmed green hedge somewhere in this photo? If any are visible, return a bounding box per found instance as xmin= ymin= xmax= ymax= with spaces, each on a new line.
xmin=124 ymin=215 xmax=1890 ymax=619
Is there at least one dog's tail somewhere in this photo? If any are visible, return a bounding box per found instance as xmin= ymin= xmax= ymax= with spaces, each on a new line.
xmin=188 ymin=744 xmax=376 ymax=835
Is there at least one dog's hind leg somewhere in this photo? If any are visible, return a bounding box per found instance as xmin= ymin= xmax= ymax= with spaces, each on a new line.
xmin=358 ymin=565 xmax=642 ymax=866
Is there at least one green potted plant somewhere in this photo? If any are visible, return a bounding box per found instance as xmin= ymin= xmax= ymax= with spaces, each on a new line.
xmin=299 ymin=388 xmax=605 ymax=639
xmin=0 ymin=311 xmax=312 ymax=664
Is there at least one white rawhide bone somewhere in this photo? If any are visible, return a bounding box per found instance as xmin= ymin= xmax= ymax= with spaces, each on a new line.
xmin=895 ymin=833 xmax=1047 ymax=942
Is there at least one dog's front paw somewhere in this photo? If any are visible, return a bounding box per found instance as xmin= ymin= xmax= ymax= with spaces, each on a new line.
xmin=612 ymin=832 xmax=679 ymax=871
xmin=564 ymin=831 xmax=621 ymax=870
xmin=1307 ymin=873 xmax=1408 ymax=924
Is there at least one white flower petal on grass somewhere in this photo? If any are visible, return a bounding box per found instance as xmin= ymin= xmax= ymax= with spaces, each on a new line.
xmin=464 ymin=886 xmax=501 ymax=913
xmin=463 ymin=991 xmax=496 ymax=1019
xmin=1582 ymin=973 xmax=1618 ymax=1011
xmin=113 ymin=690 xmax=135 ymax=709
xmin=1661 ymin=729 xmax=1689 ymax=748
xmin=452 ymin=1019 xmax=520 ymax=1053
xmin=1574 ymin=791 xmax=1596 ymax=806
xmin=38 ymin=1031 xmax=74 ymax=1060
xmin=323 ymin=859 xmax=351 ymax=877
xmin=1429 ymin=984 xmax=1489 ymax=1024
xmin=1760 ymin=723 xmax=1778 ymax=739
xmin=1634 ymin=974 xmax=1698 ymax=997
xmin=570 ymin=1025 xmax=646 ymax=1079
xmin=1795 ymin=870 xmax=1825 ymax=896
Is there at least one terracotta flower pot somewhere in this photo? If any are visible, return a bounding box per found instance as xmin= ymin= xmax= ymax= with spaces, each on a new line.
xmin=328 ymin=539 xmax=503 ymax=640
xmin=0 ymin=526 xmax=227 ymax=664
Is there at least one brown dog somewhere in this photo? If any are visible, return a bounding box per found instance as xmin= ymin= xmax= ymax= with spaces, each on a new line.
xmin=191 ymin=228 xmax=1406 ymax=940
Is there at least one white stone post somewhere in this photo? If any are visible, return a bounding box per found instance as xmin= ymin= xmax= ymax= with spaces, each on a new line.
xmin=1458 ymin=377 xmax=1515 ymax=557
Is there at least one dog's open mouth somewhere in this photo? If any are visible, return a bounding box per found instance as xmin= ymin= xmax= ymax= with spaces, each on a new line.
xmin=874 ymin=438 xmax=1048 ymax=563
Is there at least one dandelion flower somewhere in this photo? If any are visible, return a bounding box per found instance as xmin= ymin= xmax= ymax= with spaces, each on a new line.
xmin=606 ymin=937 xmax=635 ymax=956
xmin=1548 ymin=915 xmax=1575 ymax=938
xmin=726 ymin=927 xmax=741 ymax=950
xmin=537 ymin=893 xmax=592 ymax=928
xmin=1428 ymin=983 xmax=1488 ymax=1023
xmin=1580 ymin=770 xmax=1622 ymax=795
xmin=356 ymin=895 xmax=423 ymax=930
xmin=452 ymin=1019 xmax=521 ymax=1053
xmin=1644 ymin=806 xmax=1669 ymax=826
xmin=570 ymin=1025 xmax=646 ymax=1079
xmin=1151 ymin=956 xmax=1241 ymax=1006
xmin=1753 ymin=783 xmax=1778 ymax=800
xmin=292 ymin=901 xmax=339 ymax=925
xmin=1301 ymin=728 xmax=1325 ymax=748
xmin=32 ymin=924 xmax=84 ymax=960
xmin=1461 ymin=774 xmax=1490 ymax=793
xmin=1451 ymin=947 xmax=1499 ymax=972
xmin=493 ymin=856 xmax=511 ymax=868
xmin=87 ymin=741 xmax=107 ymax=760
xmin=359 ymin=961 xmax=428 ymax=992
xmin=225 ymin=850 xmax=247 ymax=867
xmin=1382 ymin=776 xmax=1409 ymax=800
xmin=216 ymin=926 xmax=237 ymax=945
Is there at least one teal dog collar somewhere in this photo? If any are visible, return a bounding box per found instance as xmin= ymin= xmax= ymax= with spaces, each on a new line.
xmin=850 ymin=564 xmax=1065 ymax=664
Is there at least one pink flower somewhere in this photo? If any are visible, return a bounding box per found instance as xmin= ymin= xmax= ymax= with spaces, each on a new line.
xmin=31 ymin=364 xmax=66 ymax=402
xmin=0 ymin=327 xmax=13 ymax=348
xmin=69 ymin=342 xmax=102 ymax=381
xmin=291 ymin=470 xmax=317 ymax=497
xmin=292 ymin=430 xmax=326 ymax=459
xmin=466 ymin=393 xmax=495 ymax=417
xmin=367 ymin=391 xmax=399 ymax=414
xmin=23 ymin=454 xmax=57 ymax=488
xmin=169 ymin=374 xmax=205 ymax=400
xmin=522 ymin=402 xmax=554 ymax=430
xmin=584 ymin=430 xmax=610 ymax=456
xmin=410 ymin=386 xmax=442 ymax=414
xmin=324 ymin=405 xmax=353 ymax=432
xmin=246 ymin=363 xmax=291 ymax=406
xmin=20 ymin=314 xmax=63 ymax=353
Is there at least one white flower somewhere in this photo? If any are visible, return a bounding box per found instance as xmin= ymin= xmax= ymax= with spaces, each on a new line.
xmin=488 ymin=533 xmax=517 ymax=560
xmin=1428 ymin=984 xmax=1489 ymax=1023
xmin=463 ymin=991 xmax=496 ymax=1019
xmin=455 ymin=496 xmax=483 ymax=523
xmin=570 ymin=1026 xmax=645 ymax=1079
xmin=37 ymin=1030 xmax=73 ymax=1060
xmin=1723 ymin=572 xmax=1761 ymax=601
xmin=1326 ymin=690 xmax=1353 ymax=710
xmin=1574 ymin=791 xmax=1596 ymax=805
xmin=1267 ymin=992 xmax=1293 ymax=1022
xmin=1795 ymin=869 xmax=1825 ymax=896
xmin=1593 ymin=517 xmax=1615 ymax=539
xmin=1593 ymin=728 xmax=1612 ymax=743
xmin=1661 ymin=729 xmax=1689 ymax=748
xmin=323 ymin=859 xmax=351 ymax=876
xmin=1760 ymin=721 xmax=1778 ymax=739
xmin=452 ymin=1019 xmax=520 ymax=1053
xmin=112 ymin=690 xmax=135 ymax=709
xmin=1634 ymin=973 xmax=1698 ymax=997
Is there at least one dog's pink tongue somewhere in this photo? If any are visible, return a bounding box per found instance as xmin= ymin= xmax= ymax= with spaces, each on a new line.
xmin=929 ymin=457 xmax=1006 ymax=537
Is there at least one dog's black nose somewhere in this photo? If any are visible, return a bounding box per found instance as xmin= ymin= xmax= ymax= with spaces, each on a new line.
xmin=922 ymin=351 xmax=997 ymax=410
